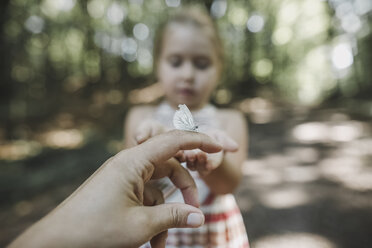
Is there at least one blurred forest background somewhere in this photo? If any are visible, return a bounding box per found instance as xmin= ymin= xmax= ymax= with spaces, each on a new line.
xmin=0 ymin=0 xmax=371 ymax=247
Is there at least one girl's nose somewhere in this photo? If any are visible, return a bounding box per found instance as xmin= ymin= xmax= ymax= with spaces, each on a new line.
xmin=180 ymin=61 xmax=195 ymax=83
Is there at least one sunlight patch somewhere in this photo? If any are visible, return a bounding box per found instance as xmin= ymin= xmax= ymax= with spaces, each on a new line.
xmin=0 ymin=140 xmax=42 ymax=161
xmin=253 ymin=232 xmax=336 ymax=248
xmin=260 ymin=187 xmax=310 ymax=209
xmin=41 ymin=129 xmax=84 ymax=149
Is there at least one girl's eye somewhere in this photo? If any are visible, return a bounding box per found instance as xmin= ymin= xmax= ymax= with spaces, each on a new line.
xmin=194 ymin=57 xmax=210 ymax=70
xmin=168 ymin=56 xmax=182 ymax=68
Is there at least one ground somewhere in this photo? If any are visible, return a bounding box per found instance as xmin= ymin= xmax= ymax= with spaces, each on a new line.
xmin=1 ymin=103 xmax=371 ymax=248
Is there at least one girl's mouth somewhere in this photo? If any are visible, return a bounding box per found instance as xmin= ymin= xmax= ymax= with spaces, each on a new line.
xmin=177 ymin=88 xmax=195 ymax=97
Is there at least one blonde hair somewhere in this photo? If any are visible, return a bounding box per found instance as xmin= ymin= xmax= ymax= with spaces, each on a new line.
xmin=153 ymin=5 xmax=224 ymax=79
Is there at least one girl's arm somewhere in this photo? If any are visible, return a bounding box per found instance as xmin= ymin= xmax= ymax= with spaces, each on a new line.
xmin=200 ymin=110 xmax=248 ymax=195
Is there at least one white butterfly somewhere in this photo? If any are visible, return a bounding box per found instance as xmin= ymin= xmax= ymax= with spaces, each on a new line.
xmin=173 ymin=104 xmax=198 ymax=132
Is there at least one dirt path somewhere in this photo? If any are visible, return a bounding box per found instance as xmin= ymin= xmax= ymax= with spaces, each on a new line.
xmin=237 ymin=107 xmax=372 ymax=248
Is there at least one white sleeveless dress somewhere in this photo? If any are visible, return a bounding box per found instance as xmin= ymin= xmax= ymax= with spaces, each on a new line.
xmin=141 ymin=102 xmax=250 ymax=248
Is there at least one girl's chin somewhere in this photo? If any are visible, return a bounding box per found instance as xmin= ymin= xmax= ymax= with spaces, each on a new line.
xmin=169 ymin=99 xmax=199 ymax=109
xmin=177 ymin=101 xmax=204 ymax=110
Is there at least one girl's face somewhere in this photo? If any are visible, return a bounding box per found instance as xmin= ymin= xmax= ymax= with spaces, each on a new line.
xmin=157 ymin=24 xmax=220 ymax=110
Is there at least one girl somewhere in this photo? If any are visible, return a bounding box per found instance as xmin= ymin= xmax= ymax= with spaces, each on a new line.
xmin=124 ymin=5 xmax=249 ymax=248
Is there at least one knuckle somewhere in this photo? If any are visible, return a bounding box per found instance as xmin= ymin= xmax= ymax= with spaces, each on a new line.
xmin=170 ymin=206 xmax=184 ymax=227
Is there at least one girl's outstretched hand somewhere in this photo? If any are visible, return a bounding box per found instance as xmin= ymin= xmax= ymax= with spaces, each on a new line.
xmin=184 ymin=129 xmax=239 ymax=176
xmin=135 ymin=124 xmax=238 ymax=176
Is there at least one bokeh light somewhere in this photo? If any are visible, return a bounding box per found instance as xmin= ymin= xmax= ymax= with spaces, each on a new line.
xmin=246 ymin=14 xmax=265 ymax=33
xmin=228 ymin=7 xmax=248 ymax=27
xmin=87 ymin=0 xmax=106 ymax=19
xmin=24 ymin=16 xmax=44 ymax=34
xmin=106 ymin=2 xmax=126 ymax=25
xmin=165 ymin=0 xmax=181 ymax=8
xmin=332 ymin=43 xmax=354 ymax=70
xmin=210 ymin=0 xmax=227 ymax=18
xmin=133 ymin=23 xmax=150 ymax=41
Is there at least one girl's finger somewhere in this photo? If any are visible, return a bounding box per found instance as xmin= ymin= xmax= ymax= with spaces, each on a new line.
xmin=195 ymin=152 xmax=211 ymax=176
xmin=195 ymin=152 xmax=207 ymax=170
xmin=186 ymin=160 xmax=196 ymax=171
xmin=135 ymin=122 xmax=153 ymax=144
xmin=185 ymin=150 xmax=198 ymax=170
xmin=143 ymin=184 xmax=164 ymax=206
xmin=206 ymin=129 xmax=238 ymax=152
xmin=151 ymin=123 xmax=166 ymax=137
xmin=150 ymin=230 xmax=168 ymax=248
xmin=174 ymin=151 xmax=186 ymax=162
xmin=221 ymin=135 xmax=238 ymax=152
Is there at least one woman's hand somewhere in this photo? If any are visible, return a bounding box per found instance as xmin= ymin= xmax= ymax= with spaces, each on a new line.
xmin=9 ymin=131 xmax=222 ymax=248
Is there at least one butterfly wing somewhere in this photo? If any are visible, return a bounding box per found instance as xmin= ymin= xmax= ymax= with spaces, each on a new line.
xmin=179 ymin=104 xmax=196 ymax=128
xmin=173 ymin=104 xmax=197 ymax=131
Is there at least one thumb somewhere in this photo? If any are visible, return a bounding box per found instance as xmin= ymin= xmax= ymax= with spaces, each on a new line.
xmin=143 ymin=203 xmax=204 ymax=234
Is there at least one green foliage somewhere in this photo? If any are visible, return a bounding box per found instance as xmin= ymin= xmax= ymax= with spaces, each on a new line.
xmin=1 ymin=0 xmax=371 ymax=133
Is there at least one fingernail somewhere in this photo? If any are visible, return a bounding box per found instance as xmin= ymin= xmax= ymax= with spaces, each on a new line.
xmin=186 ymin=213 xmax=204 ymax=227
xmin=230 ymin=138 xmax=238 ymax=146
xmin=136 ymin=134 xmax=144 ymax=142
xmin=228 ymin=139 xmax=238 ymax=149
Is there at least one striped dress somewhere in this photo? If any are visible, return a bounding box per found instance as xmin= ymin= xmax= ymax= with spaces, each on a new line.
xmin=141 ymin=102 xmax=249 ymax=248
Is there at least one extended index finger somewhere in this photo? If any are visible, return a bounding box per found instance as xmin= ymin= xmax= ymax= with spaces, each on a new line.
xmin=134 ymin=130 xmax=222 ymax=166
